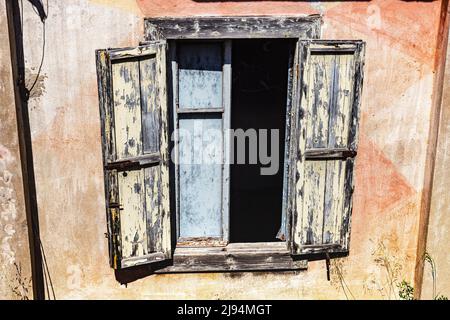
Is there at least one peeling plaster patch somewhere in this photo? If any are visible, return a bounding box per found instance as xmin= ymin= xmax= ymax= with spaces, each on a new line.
xmin=366 ymin=4 xmax=382 ymax=31
xmin=25 ymin=68 xmax=47 ymax=99
xmin=0 ymin=144 xmax=17 ymax=265
xmin=310 ymin=2 xmax=325 ymax=15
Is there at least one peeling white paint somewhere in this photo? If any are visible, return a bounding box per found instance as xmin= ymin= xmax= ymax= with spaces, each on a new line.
xmin=0 ymin=144 xmax=17 ymax=265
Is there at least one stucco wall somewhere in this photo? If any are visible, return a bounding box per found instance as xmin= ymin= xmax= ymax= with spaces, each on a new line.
xmin=0 ymin=3 xmax=32 ymax=300
xmin=423 ymin=5 xmax=450 ymax=300
xmin=5 ymin=0 xmax=447 ymax=299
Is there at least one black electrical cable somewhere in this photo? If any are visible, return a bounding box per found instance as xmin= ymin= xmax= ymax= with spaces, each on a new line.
xmin=26 ymin=0 xmax=46 ymax=97
xmin=21 ymin=0 xmax=56 ymax=300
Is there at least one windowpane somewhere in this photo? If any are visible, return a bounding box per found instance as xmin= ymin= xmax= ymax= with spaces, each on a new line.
xmin=178 ymin=116 xmax=223 ymax=238
xmin=178 ymin=43 xmax=223 ymax=109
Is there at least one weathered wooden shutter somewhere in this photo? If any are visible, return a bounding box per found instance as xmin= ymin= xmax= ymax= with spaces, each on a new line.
xmin=96 ymin=42 xmax=171 ymax=269
xmin=289 ymin=40 xmax=365 ymax=256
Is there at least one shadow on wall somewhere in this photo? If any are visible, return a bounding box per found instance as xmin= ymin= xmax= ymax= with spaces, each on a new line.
xmin=114 ymin=261 xmax=171 ymax=284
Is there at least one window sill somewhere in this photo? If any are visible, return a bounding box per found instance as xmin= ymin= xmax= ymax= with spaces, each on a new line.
xmin=155 ymin=242 xmax=307 ymax=273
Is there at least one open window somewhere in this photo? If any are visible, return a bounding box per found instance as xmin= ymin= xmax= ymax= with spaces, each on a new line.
xmin=171 ymin=39 xmax=291 ymax=246
xmin=96 ymin=16 xmax=365 ymax=273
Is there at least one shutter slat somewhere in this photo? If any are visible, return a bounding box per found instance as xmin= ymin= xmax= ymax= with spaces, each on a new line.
xmin=145 ymin=165 xmax=161 ymax=253
xmin=305 ymin=52 xmax=332 ymax=149
xmin=112 ymin=60 xmax=143 ymax=159
xmin=140 ymin=54 xmax=160 ymax=154
xmin=302 ymin=161 xmax=327 ymax=245
xmin=323 ymin=159 xmax=346 ymax=244
xmin=118 ymin=169 xmax=148 ymax=259
xmin=328 ymin=53 xmax=355 ymax=148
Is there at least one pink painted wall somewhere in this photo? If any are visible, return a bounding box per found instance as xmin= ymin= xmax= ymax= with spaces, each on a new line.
xmin=1 ymin=0 xmax=448 ymax=299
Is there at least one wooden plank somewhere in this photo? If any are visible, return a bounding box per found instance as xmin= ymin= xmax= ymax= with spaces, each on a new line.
xmin=118 ymin=169 xmax=148 ymax=260
xmin=290 ymin=40 xmax=307 ymax=254
xmin=305 ymin=148 xmax=356 ymax=159
xmin=280 ymin=41 xmax=296 ymax=242
xmin=145 ymin=15 xmax=322 ymax=40
xmin=342 ymin=158 xmax=355 ymax=250
xmin=105 ymin=153 xmax=161 ymax=170
xmin=296 ymin=243 xmax=345 ymax=255
xmin=321 ymin=52 xmax=354 ymax=245
xmin=323 ymin=160 xmax=346 ymax=244
xmin=328 ymin=53 xmax=354 ymax=148
xmin=112 ymin=60 xmax=143 ymax=159
xmin=170 ymin=42 xmax=181 ymax=240
xmin=173 ymin=242 xmax=287 ymax=253
xmin=176 ymin=107 xmax=224 ymax=114
xmin=107 ymin=170 xmax=121 ymax=268
xmin=97 ymin=50 xmax=120 ymax=267
xmin=222 ymin=40 xmax=232 ymax=243
xmin=144 ymin=166 xmax=161 ymax=253
xmin=122 ymin=252 xmax=166 ymax=268
xmin=302 ymin=161 xmax=326 ymax=245
xmin=140 ymin=54 xmax=160 ymax=154
xmin=225 ymin=242 xmax=288 ymax=251
xmin=153 ymin=41 xmax=172 ymax=259
xmin=154 ymin=41 xmax=172 ymax=258
xmin=300 ymin=45 xmax=332 ymax=246
xmin=340 ymin=43 xmax=365 ymax=251
xmin=109 ymin=45 xmax=158 ymax=60
xmin=348 ymin=42 xmax=365 ymax=151
xmin=305 ymin=52 xmax=333 ymax=149
xmin=177 ymin=237 xmax=227 ymax=247
xmin=155 ymin=243 xmax=307 ymax=273
xmin=96 ymin=50 xmax=116 ymax=162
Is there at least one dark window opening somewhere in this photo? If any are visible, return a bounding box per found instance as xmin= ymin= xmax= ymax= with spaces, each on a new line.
xmin=230 ymin=39 xmax=291 ymax=243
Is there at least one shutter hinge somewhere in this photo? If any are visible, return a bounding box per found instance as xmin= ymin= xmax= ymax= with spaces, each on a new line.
xmin=109 ymin=202 xmax=123 ymax=210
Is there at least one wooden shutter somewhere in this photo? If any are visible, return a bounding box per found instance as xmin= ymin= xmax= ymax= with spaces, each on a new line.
xmin=289 ymin=40 xmax=365 ymax=256
xmin=96 ymin=42 xmax=171 ymax=269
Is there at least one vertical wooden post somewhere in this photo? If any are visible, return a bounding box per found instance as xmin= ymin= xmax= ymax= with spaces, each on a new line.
xmin=5 ymin=0 xmax=45 ymax=300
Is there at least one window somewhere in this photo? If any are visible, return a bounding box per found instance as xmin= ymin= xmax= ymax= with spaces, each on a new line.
xmin=96 ymin=16 xmax=365 ymax=272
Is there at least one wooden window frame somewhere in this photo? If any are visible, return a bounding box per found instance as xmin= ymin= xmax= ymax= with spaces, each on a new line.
xmin=171 ymin=40 xmax=232 ymax=246
xmin=144 ymin=15 xmax=322 ymax=273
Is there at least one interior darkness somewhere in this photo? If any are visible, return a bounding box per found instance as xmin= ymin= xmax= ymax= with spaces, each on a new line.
xmin=230 ymin=39 xmax=290 ymax=243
